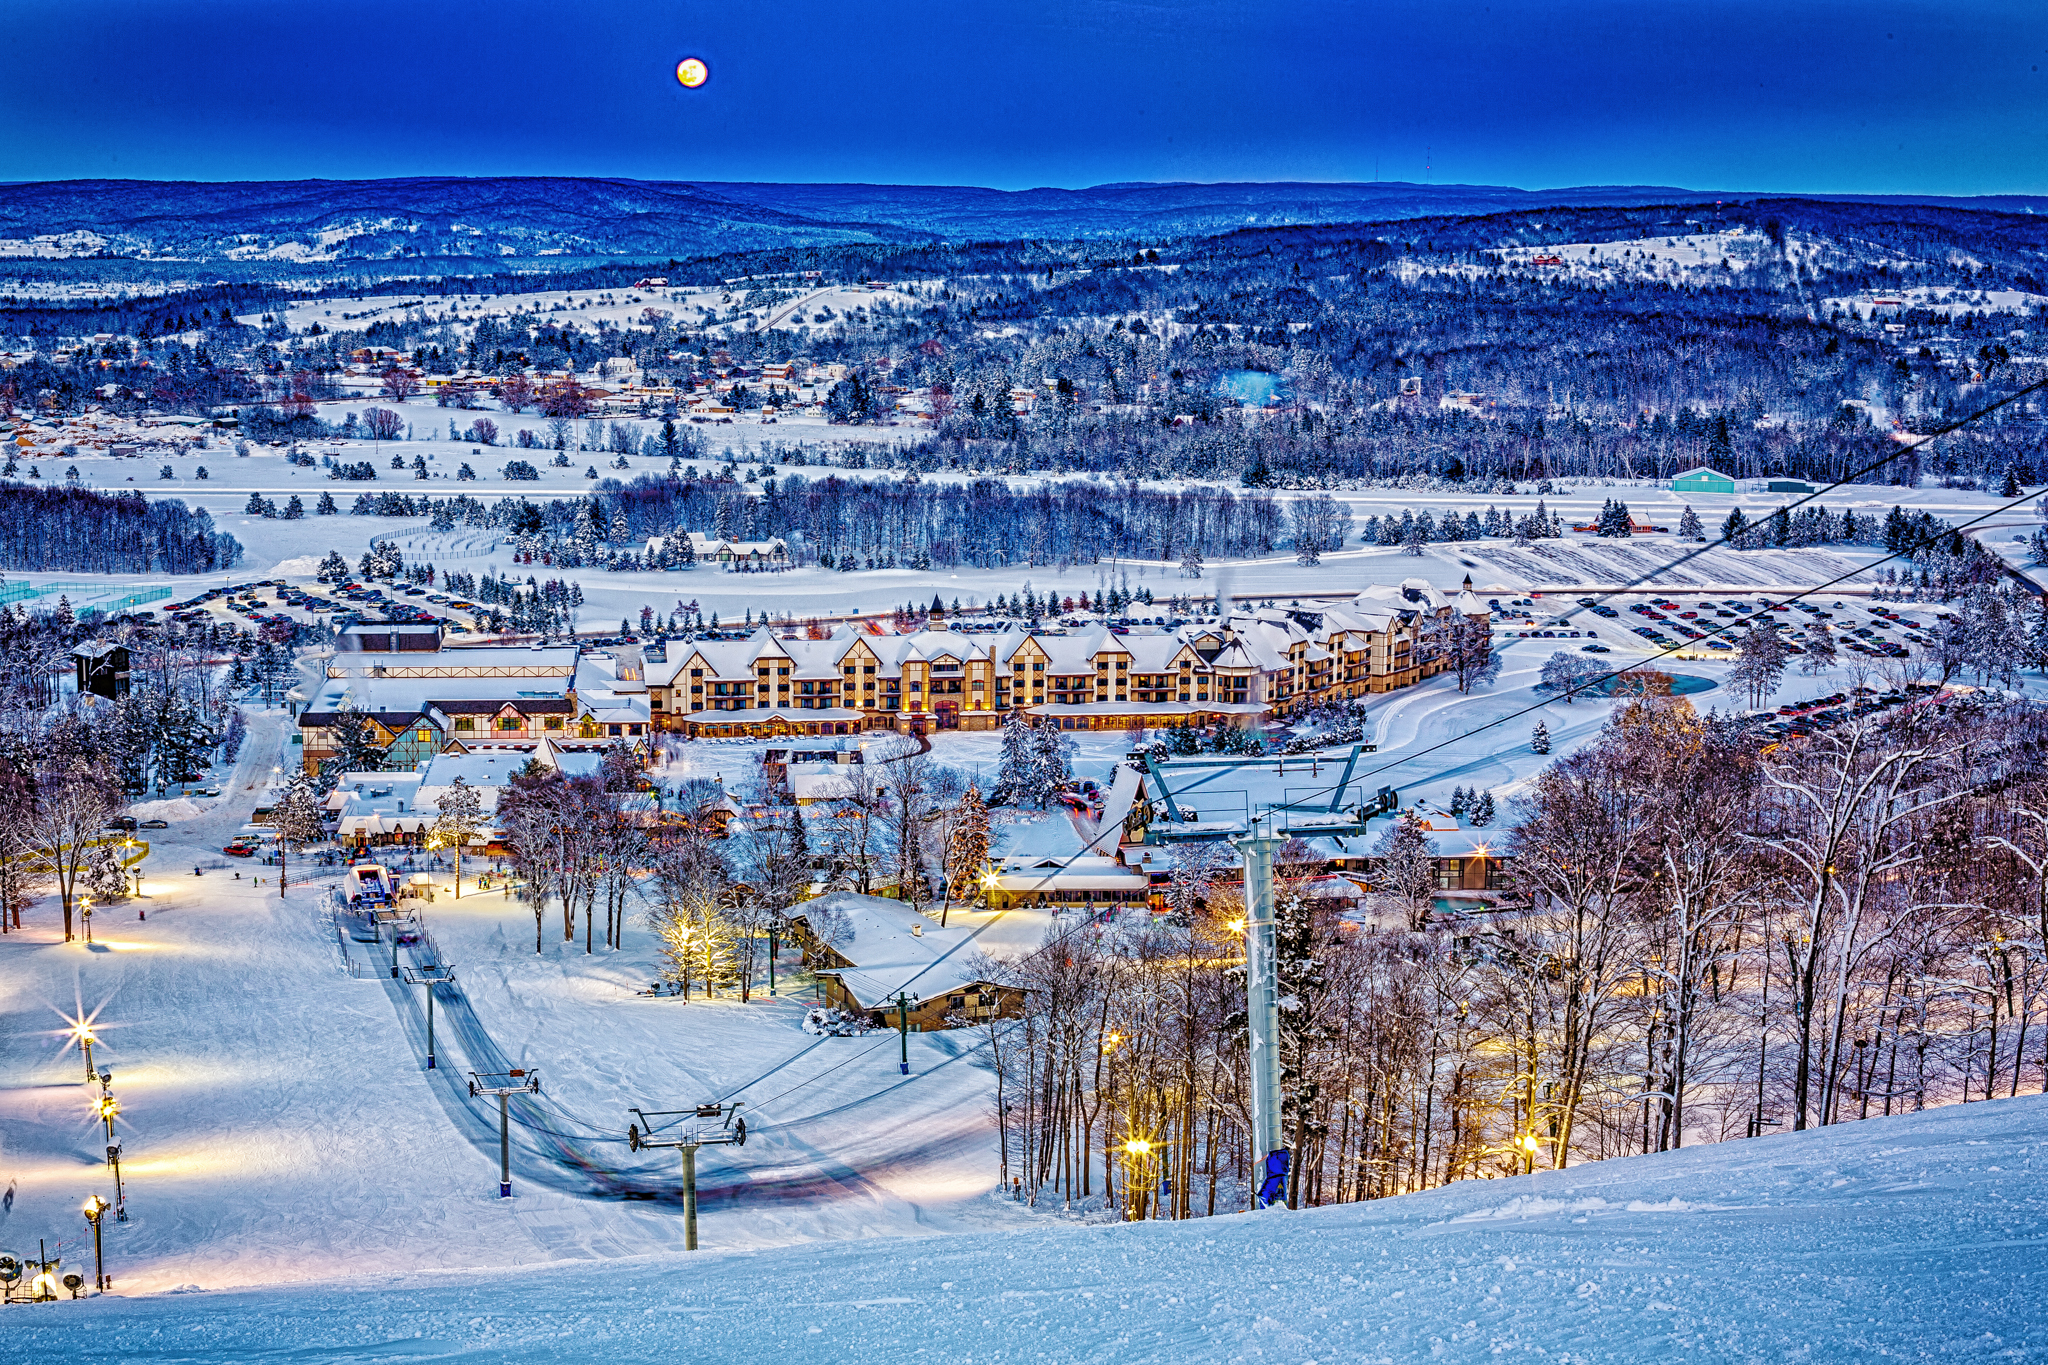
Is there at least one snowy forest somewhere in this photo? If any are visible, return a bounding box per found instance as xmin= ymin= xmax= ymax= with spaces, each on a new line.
xmin=8 ymin=199 xmax=2048 ymax=503
xmin=0 ymin=484 xmax=242 ymax=574
xmin=982 ymin=689 xmax=2048 ymax=1218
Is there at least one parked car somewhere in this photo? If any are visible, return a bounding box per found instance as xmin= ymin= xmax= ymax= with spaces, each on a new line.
xmin=106 ymin=816 xmax=139 ymax=832
xmin=140 ymin=818 xmax=170 ymax=829
xmin=223 ymin=842 xmax=256 ymax=857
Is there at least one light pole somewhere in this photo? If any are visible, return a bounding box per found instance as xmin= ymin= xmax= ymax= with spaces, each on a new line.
xmin=895 ymin=991 xmax=912 ymax=1074
xmin=80 ymin=893 xmax=94 ymax=945
xmin=1121 ymin=1137 xmax=1157 ymax=1221
xmin=469 ymin=1069 xmax=541 ymax=1198
xmin=402 ymin=963 xmax=456 ymax=1069
xmin=627 ymin=1103 xmax=746 ymax=1250
xmin=75 ymin=1022 xmax=98 ymax=1084
xmin=82 ymin=1195 xmax=108 ymax=1292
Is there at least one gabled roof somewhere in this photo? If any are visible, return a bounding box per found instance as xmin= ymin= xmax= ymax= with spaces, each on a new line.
xmin=787 ymin=891 xmax=991 ymax=1007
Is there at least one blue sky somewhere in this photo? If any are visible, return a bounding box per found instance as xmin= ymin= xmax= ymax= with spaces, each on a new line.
xmin=5 ymin=0 xmax=2043 ymax=193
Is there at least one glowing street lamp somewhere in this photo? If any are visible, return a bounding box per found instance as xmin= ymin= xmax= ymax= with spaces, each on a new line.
xmin=1120 ymin=1135 xmax=1160 ymax=1220
xmin=80 ymin=893 xmax=94 ymax=944
xmin=74 ymin=1022 xmax=98 ymax=1084
xmin=96 ymin=1092 xmax=120 ymax=1146
xmin=82 ymin=1196 xmax=108 ymax=1291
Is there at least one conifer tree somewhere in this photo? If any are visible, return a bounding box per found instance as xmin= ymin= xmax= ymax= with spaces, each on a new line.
xmin=271 ymin=766 xmax=327 ymax=895
xmin=943 ymin=784 xmax=991 ymax=925
xmin=1531 ymin=719 xmax=1551 ymax=754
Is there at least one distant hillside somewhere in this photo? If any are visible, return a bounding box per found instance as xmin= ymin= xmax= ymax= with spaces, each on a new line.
xmin=2 ymin=176 xmax=2043 ymax=265
xmin=0 ymin=177 xmax=914 ymax=264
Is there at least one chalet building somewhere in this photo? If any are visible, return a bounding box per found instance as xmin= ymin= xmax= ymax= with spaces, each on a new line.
xmin=785 ymin=892 xmax=1024 ymax=1030
xmin=981 ymin=856 xmax=1152 ymax=913
xmin=299 ymin=577 xmax=1491 ymax=765
xmin=641 ymin=579 xmax=1487 ymax=741
xmin=72 ymin=640 xmax=130 ymax=700
xmin=685 ymin=531 xmax=791 ymax=571
xmin=297 ymin=643 xmax=578 ymax=775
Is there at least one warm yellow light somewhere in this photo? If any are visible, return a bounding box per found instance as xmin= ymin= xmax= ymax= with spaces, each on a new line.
xmin=1123 ymin=1138 xmax=1152 ymax=1156
xmin=82 ymin=1195 xmax=106 ymax=1217
xmin=1227 ymin=918 xmax=1245 ymax=934
xmin=1520 ymin=1135 xmax=1541 ymax=1152
xmin=675 ymin=57 xmax=709 ymax=89
xmin=98 ymin=1097 xmax=119 ymax=1119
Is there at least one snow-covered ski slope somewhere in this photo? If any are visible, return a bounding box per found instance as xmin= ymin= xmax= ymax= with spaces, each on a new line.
xmin=11 ymin=1093 xmax=2045 ymax=1363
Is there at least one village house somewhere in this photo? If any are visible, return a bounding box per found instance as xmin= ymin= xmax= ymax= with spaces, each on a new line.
xmin=785 ymin=892 xmax=1024 ymax=1030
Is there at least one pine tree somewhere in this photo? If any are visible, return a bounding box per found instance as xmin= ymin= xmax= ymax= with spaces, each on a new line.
xmin=996 ymin=711 xmax=1038 ymax=805
xmin=1371 ymin=813 xmax=1440 ymax=930
xmin=1471 ymin=790 xmax=1496 ymax=827
xmin=2003 ymin=464 xmax=2021 ymax=498
xmin=1029 ymin=720 xmax=1073 ymax=805
xmin=272 ymin=766 xmax=327 ymax=893
xmin=324 ymin=699 xmax=388 ymax=787
xmin=316 ymin=490 xmax=338 ymax=515
xmin=1723 ymin=507 xmax=1750 ymax=543
xmin=944 ymin=785 xmax=991 ymax=922
xmin=1531 ymin=719 xmax=1551 ymax=754
xmin=432 ymin=774 xmax=484 ymax=896
xmin=1678 ymin=505 xmax=1703 ymax=541
xmin=1799 ymin=621 xmax=1838 ymax=675
xmin=1448 ymin=785 xmax=1469 ymax=815
xmin=1401 ymin=510 xmax=1428 ymax=556
xmin=1180 ymin=545 xmax=1204 ymax=579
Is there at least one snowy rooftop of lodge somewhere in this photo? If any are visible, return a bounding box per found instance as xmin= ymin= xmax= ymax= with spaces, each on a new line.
xmin=790 ymin=891 xmax=999 ymax=1007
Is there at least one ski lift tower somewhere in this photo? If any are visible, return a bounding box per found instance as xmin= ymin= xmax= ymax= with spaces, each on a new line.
xmin=469 ymin=1068 xmax=541 ymax=1198
xmin=1232 ymin=819 xmax=1286 ymax=1207
xmin=627 ymin=1102 xmax=747 ymax=1250
xmin=401 ymin=963 xmax=456 ymax=1069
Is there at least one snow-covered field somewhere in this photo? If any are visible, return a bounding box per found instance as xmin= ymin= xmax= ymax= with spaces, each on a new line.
xmin=11 ymin=1053 xmax=2045 ymax=1362
xmin=11 ymin=403 xmax=2045 ymax=631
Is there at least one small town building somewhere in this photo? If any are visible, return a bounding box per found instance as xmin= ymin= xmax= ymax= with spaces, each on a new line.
xmin=785 ymin=892 xmax=1023 ymax=1029
xmin=1671 ymin=466 xmax=1736 ymax=495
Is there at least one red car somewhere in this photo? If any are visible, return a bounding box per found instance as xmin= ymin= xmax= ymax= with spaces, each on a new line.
xmin=223 ymin=842 xmax=256 ymax=857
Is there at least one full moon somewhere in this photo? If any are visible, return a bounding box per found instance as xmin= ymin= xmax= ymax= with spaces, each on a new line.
xmin=675 ymin=57 xmax=708 ymax=88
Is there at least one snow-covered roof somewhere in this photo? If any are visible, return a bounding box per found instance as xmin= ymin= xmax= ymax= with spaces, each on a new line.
xmin=788 ymin=891 xmax=991 ymax=1007
xmin=786 ymin=761 xmax=855 ymax=803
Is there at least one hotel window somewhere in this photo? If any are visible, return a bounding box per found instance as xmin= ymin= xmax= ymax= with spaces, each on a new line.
xmin=416 ymin=729 xmax=431 ymax=742
xmin=545 ymin=717 xmax=564 ymax=731
xmin=497 ymin=717 xmax=520 ymax=732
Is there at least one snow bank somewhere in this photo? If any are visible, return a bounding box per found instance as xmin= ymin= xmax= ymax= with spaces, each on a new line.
xmin=269 ymin=555 xmax=326 ymax=577
xmin=126 ymin=796 xmax=209 ymax=822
